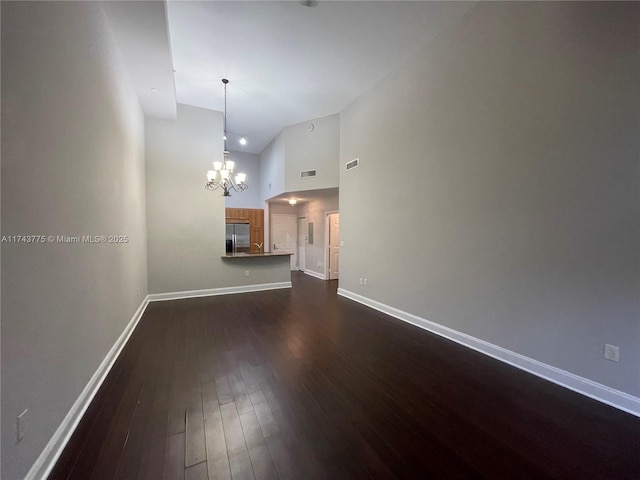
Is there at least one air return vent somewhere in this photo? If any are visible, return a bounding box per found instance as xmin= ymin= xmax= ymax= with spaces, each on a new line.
xmin=346 ymin=158 xmax=360 ymax=171
xmin=300 ymin=169 xmax=317 ymax=178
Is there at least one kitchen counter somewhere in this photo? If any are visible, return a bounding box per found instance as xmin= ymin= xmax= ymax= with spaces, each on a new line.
xmin=222 ymin=252 xmax=293 ymax=259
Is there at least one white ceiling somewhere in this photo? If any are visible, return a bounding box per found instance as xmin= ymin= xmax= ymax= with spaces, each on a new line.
xmin=104 ymin=1 xmax=474 ymax=155
xmin=102 ymin=1 xmax=177 ymax=119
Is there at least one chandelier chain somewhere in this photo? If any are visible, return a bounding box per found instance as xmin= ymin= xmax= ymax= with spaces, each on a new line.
xmin=205 ymin=78 xmax=248 ymax=196
xmin=223 ymin=78 xmax=228 ymax=151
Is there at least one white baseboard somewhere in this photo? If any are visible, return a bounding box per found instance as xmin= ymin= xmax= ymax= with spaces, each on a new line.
xmin=147 ymin=281 xmax=292 ymax=302
xmin=26 ymin=298 xmax=150 ymax=480
xmin=303 ymin=269 xmax=326 ymax=280
xmin=337 ymin=288 xmax=640 ymax=418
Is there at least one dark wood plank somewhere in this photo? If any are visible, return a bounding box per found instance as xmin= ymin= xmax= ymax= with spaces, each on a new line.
xmin=214 ymin=375 xmax=234 ymax=406
xmin=185 ymin=391 xmax=206 ymax=468
xmin=220 ymin=402 xmax=255 ymax=480
xmin=166 ymin=359 xmax=189 ymax=436
xmin=202 ymin=383 xmax=232 ymax=480
xmin=264 ymin=433 xmax=302 ymax=480
xmin=184 ymin=461 xmax=208 ymax=480
xmin=162 ymin=433 xmax=185 ymax=480
xmin=251 ymin=398 xmax=279 ymax=439
xmin=228 ymin=371 xmax=253 ymax=415
xmin=238 ymin=411 xmax=278 ymax=480
xmin=50 ymin=272 xmax=640 ymax=480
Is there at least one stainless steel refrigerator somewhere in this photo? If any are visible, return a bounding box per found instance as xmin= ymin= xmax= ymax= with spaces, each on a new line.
xmin=225 ymin=223 xmax=250 ymax=254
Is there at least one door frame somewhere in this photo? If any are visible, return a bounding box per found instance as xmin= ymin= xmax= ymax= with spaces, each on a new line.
xmin=297 ymin=216 xmax=307 ymax=272
xmin=324 ymin=210 xmax=339 ymax=280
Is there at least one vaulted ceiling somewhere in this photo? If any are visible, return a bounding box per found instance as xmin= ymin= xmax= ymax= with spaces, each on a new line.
xmin=103 ymin=1 xmax=474 ymax=154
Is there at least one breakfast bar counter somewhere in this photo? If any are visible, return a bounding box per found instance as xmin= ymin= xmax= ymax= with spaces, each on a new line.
xmin=221 ymin=252 xmax=293 ymax=259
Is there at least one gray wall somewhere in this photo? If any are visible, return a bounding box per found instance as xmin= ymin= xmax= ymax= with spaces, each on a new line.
xmin=339 ymin=2 xmax=640 ymax=396
xmin=284 ymin=114 xmax=340 ymax=192
xmin=259 ymin=132 xmax=285 ymax=201
xmin=146 ymin=104 xmax=290 ymax=294
xmin=260 ymin=113 xmax=340 ymax=251
xmin=269 ymin=202 xmax=298 ymax=215
xmin=259 ymin=113 xmax=340 ymax=202
xmin=224 ymin=150 xmax=262 ymax=209
xmin=1 ymin=3 xmax=148 ymax=478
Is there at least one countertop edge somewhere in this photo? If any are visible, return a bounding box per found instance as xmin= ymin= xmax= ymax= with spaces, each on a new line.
xmin=221 ymin=252 xmax=293 ymax=259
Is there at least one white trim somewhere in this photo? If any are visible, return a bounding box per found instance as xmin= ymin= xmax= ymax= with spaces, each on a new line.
xmin=147 ymin=281 xmax=292 ymax=302
xmin=25 ymin=298 xmax=150 ymax=480
xmin=304 ymin=269 xmax=326 ymax=280
xmin=324 ymin=210 xmax=339 ymax=280
xmin=337 ymin=288 xmax=640 ymax=418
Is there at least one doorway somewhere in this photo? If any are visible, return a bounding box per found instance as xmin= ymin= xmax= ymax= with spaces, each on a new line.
xmin=271 ymin=213 xmax=297 ymax=271
xmin=325 ymin=212 xmax=340 ymax=280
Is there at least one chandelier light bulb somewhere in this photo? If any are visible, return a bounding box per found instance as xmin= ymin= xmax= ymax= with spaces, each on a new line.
xmin=205 ymin=79 xmax=248 ymax=196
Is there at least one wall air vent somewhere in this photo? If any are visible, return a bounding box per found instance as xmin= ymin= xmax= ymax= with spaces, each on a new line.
xmin=346 ymin=158 xmax=360 ymax=171
xmin=300 ymin=169 xmax=317 ymax=178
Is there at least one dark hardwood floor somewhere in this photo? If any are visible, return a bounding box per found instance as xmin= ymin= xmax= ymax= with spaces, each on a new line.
xmin=50 ymin=272 xmax=640 ymax=479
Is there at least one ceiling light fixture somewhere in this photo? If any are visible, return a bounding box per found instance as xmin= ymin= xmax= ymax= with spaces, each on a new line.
xmin=288 ymin=199 xmax=297 ymax=206
xmin=224 ymin=131 xmax=247 ymax=146
xmin=206 ymin=79 xmax=248 ymax=197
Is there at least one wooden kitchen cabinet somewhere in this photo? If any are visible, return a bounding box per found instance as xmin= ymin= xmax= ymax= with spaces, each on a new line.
xmin=226 ymin=208 xmax=264 ymax=253
xmin=248 ymin=209 xmax=264 ymax=252
xmin=249 ymin=209 xmax=264 ymax=228
xmin=225 ymin=208 xmax=250 ymax=223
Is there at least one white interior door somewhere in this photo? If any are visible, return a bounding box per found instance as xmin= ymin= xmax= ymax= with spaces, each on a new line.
xmin=328 ymin=213 xmax=340 ymax=280
xmin=271 ymin=214 xmax=297 ymax=271
xmin=297 ymin=217 xmax=306 ymax=271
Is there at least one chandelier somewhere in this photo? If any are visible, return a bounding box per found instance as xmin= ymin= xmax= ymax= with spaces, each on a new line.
xmin=205 ymin=79 xmax=248 ymax=196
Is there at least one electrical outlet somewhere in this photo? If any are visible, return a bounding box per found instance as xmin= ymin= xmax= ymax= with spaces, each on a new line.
xmin=244 ymin=270 xmax=250 ymax=277
xmin=603 ymin=344 xmax=620 ymax=362
xmin=317 ymin=261 xmax=322 ymax=267
xmin=17 ymin=409 xmax=28 ymax=443
xmin=363 ymin=278 xmax=368 ymax=285
xmin=359 ymin=277 xmax=363 ymax=285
